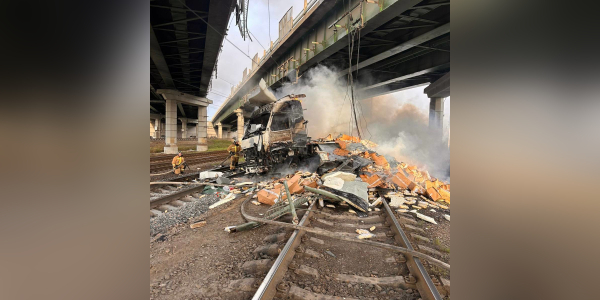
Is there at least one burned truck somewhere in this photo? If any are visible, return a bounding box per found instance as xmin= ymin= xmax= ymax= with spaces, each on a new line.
xmin=240 ymin=94 xmax=318 ymax=173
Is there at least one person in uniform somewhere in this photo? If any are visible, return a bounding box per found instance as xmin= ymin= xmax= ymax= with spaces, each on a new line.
xmin=226 ymin=138 xmax=241 ymax=170
xmin=171 ymin=152 xmax=185 ymax=174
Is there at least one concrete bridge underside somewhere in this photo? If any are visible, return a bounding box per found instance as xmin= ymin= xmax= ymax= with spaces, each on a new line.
xmin=150 ymin=0 xmax=236 ymax=153
xmin=211 ymin=0 xmax=450 ymax=139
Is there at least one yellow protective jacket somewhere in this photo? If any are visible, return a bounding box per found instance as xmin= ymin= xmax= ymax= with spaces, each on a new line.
xmin=227 ymin=143 xmax=241 ymax=158
xmin=172 ymin=156 xmax=184 ymax=167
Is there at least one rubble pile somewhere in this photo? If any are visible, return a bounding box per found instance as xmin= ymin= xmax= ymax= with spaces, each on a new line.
xmin=220 ymin=133 xmax=450 ymax=232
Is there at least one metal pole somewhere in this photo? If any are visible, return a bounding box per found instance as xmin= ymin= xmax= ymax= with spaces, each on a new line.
xmin=283 ymin=181 xmax=298 ymax=224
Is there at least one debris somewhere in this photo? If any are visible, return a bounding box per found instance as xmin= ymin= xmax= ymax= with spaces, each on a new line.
xmin=416 ymin=212 xmax=437 ymax=224
xmin=326 ymin=204 xmax=336 ymax=208
xmin=388 ymin=195 xmax=406 ymax=208
xmin=371 ymin=197 xmax=383 ymax=207
xmin=216 ymin=177 xmax=232 ymax=185
xmin=325 ymin=250 xmax=336 ymax=257
xmin=321 ymin=171 xmax=357 ymax=182
xmin=306 ymin=186 xmax=369 ymax=212
xmin=225 ymin=222 xmax=260 ymax=233
xmin=340 ymin=181 xmax=369 ymax=202
xmin=348 ymin=209 xmax=356 ymax=214
xmin=369 ymin=226 xmax=376 ymax=231
xmin=323 ymin=177 xmax=344 ymax=190
xmin=236 ymin=182 xmax=254 ymax=186
xmin=397 ymin=209 xmax=408 ymax=213
xmin=209 ymin=193 xmax=236 ymax=209
xmin=257 ymin=187 xmax=281 ymax=205
xmin=190 ymin=221 xmax=207 ymax=229
xmin=429 ymin=209 xmax=436 ymax=212
xmin=444 ymin=214 xmax=450 ymax=221
xmin=418 ymin=201 xmax=429 ymax=208
xmin=199 ymin=171 xmax=223 ymax=180
xmin=318 ymin=198 xmax=324 ymax=208
xmin=356 ymin=229 xmax=374 ymax=239
xmin=251 ymin=200 xmax=261 ymax=206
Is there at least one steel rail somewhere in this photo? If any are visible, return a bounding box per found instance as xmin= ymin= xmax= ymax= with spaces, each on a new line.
xmin=382 ymin=199 xmax=443 ymax=300
xmin=250 ymin=199 xmax=316 ymax=300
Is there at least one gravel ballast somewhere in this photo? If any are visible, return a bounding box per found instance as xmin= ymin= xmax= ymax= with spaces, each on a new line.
xmin=150 ymin=194 xmax=221 ymax=237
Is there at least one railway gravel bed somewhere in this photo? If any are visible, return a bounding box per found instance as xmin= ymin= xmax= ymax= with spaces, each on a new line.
xmin=150 ymin=193 xmax=220 ymax=237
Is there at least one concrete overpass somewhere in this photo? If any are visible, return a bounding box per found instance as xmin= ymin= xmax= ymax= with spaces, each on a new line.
xmin=211 ymin=0 xmax=450 ymax=141
xmin=150 ymin=0 xmax=236 ymax=153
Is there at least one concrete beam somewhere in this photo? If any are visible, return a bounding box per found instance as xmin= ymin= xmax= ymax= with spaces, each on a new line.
xmin=424 ymin=72 xmax=449 ymax=98
xmin=157 ymin=89 xmax=213 ymax=107
xmin=177 ymin=102 xmax=186 ymax=117
xmin=358 ymin=63 xmax=449 ymax=92
xmin=341 ymin=23 xmax=450 ymax=75
xmin=150 ymin=26 xmax=175 ymax=88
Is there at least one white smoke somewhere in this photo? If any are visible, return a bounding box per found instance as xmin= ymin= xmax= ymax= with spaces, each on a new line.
xmin=275 ymin=65 xmax=450 ymax=181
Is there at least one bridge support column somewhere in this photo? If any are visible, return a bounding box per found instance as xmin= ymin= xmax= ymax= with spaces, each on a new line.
xmin=235 ymin=109 xmax=244 ymax=142
xmin=164 ymin=99 xmax=178 ymax=154
xmin=429 ymin=97 xmax=445 ymax=137
xmin=197 ymin=106 xmax=208 ymax=151
xmin=153 ymin=119 xmax=161 ymax=138
xmin=216 ymin=122 xmax=223 ymax=139
xmin=180 ymin=118 xmax=188 ymax=138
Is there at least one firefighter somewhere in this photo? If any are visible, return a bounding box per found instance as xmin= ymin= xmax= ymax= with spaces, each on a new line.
xmin=172 ymin=152 xmax=185 ymax=174
xmin=227 ymin=138 xmax=242 ymax=170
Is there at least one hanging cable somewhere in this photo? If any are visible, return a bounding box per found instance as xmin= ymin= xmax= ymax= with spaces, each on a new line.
xmin=268 ymin=0 xmax=272 ymax=43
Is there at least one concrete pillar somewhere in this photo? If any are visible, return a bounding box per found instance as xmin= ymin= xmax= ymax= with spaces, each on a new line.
xmin=429 ymin=97 xmax=445 ymax=136
xmin=154 ymin=118 xmax=160 ymax=138
xmin=196 ymin=106 xmax=208 ymax=151
xmin=164 ymin=99 xmax=178 ymax=154
xmin=180 ymin=118 xmax=187 ymax=138
xmin=216 ymin=122 xmax=223 ymax=139
xmin=235 ymin=109 xmax=244 ymax=142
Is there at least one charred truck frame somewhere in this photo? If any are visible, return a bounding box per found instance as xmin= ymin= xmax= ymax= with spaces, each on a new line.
xmin=240 ymin=94 xmax=318 ymax=174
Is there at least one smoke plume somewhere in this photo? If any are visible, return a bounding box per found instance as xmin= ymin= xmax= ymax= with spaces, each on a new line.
xmin=275 ymin=65 xmax=450 ymax=181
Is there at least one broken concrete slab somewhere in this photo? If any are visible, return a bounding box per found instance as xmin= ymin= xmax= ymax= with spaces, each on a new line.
xmin=323 ymin=177 xmax=344 ymax=190
xmin=416 ymin=212 xmax=437 ymax=224
xmin=208 ymin=193 xmax=237 ymax=209
xmin=341 ymin=181 xmax=369 ymax=202
xmin=389 ymin=195 xmax=406 ymax=208
xmin=321 ymin=171 xmax=357 ymax=182
xmin=199 ymin=171 xmax=223 ymax=180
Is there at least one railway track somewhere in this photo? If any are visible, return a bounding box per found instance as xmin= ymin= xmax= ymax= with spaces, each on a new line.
xmin=149 ymin=166 xmax=247 ymax=217
xmin=150 ymin=150 xmax=230 ymax=173
xmin=224 ymin=196 xmax=449 ymax=300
